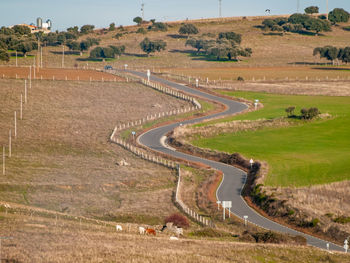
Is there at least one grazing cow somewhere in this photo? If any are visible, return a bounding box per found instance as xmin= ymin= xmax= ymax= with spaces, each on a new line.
xmin=139 ymin=226 xmax=145 ymax=235
xmin=116 ymin=225 xmax=123 ymax=231
xmin=169 ymin=236 xmax=179 ymax=241
xmin=160 ymin=225 xmax=167 ymax=232
xmin=145 ymin=228 xmax=156 ymax=236
xmin=175 ymin=227 xmax=183 ymax=236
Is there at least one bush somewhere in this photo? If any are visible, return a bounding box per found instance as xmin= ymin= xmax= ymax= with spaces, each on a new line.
xmin=329 ymin=8 xmax=349 ymax=24
xmin=136 ymin=28 xmax=146 ymax=34
xmin=115 ymin=33 xmax=123 ymax=39
xmin=237 ymin=76 xmax=244 ymax=81
xmin=164 ymin=213 xmax=189 ymax=228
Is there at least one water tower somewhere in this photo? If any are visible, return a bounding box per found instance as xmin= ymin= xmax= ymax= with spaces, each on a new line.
xmin=46 ymin=19 xmax=52 ymax=30
xmin=37 ymin=17 xmax=42 ymax=29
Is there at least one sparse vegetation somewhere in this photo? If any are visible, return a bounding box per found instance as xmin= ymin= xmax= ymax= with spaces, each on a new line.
xmin=164 ymin=213 xmax=190 ymax=228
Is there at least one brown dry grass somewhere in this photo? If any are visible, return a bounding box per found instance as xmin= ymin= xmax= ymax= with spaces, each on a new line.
xmin=272 ymin=181 xmax=350 ymax=235
xmin=0 ymin=78 xmax=190 ymax=222
xmin=2 ymin=17 xmax=350 ymax=72
xmin=0 ymin=66 xmax=122 ymax=81
xmin=2 ymin=210 xmax=349 ymax=263
xmin=216 ymin=81 xmax=350 ymax=96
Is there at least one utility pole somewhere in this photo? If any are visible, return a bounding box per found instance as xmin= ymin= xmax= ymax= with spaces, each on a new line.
xmin=219 ymin=0 xmax=222 ymax=18
xmin=141 ymin=2 xmax=145 ymax=20
xmin=297 ymin=0 xmax=300 ymax=13
xmin=326 ymin=0 xmax=329 ymax=20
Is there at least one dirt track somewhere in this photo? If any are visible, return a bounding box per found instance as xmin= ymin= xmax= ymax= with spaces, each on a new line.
xmin=0 ymin=66 xmax=123 ymax=81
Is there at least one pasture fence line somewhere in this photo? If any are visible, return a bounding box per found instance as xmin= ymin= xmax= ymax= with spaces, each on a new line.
xmin=175 ymin=166 xmax=213 ymax=227
xmin=109 ymin=76 xmax=213 ymax=227
xmin=157 ymin=71 xmax=350 ymax=87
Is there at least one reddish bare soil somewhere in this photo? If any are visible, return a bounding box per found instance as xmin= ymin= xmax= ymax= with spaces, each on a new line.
xmin=0 ymin=66 xmax=123 ymax=81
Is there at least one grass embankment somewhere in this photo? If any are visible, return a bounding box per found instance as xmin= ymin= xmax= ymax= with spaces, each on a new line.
xmin=2 ymin=210 xmax=349 ymax=263
xmin=192 ymin=91 xmax=350 ymax=187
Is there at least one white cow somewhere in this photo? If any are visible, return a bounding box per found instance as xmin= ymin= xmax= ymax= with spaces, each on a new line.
xmin=170 ymin=236 xmax=179 ymax=241
xmin=116 ymin=225 xmax=123 ymax=231
xmin=139 ymin=226 xmax=145 ymax=235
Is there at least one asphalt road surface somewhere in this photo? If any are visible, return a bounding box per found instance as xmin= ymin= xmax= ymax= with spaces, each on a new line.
xmin=126 ymin=69 xmax=345 ymax=252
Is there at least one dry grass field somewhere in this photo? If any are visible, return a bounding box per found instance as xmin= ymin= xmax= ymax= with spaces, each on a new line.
xmin=2 ymin=16 xmax=350 ymax=73
xmin=0 ymin=77 xmax=190 ymax=223
xmin=0 ymin=66 xmax=121 ymax=81
xmin=1 ymin=210 xmax=349 ymax=263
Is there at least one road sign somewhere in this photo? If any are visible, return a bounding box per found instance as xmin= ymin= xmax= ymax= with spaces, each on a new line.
xmin=222 ymin=201 xmax=232 ymax=220
xmin=345 ymin=239 xmax=349 ymax=253
xmin=147 ymin=69 xmax=151 ymax=81
xmin=243 ymin=215 xmax=248 ymax=226
xmin=250 ymin=158 xmax=254 ymax=168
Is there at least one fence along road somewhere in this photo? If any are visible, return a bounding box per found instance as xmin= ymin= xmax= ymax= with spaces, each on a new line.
xmin=126 ymin=69 xmax=344 ymax=252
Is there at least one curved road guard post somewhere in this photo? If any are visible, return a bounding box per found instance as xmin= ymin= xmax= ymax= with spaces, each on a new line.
xmin=125 ymin=69 xmax=345 ymax=252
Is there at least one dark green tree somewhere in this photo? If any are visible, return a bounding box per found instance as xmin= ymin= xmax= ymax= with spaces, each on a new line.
xmin=186 ymin=38 xmax=214 ymax=53
xmin=109 ymin=45 xmax=126 ymax=56
xmin=67 ymin=26 xmax=79 ymax=34
xmin=305 ymin=6 xmax=319 ymax=14
xmin=148 ymin=22 xmax=167 ymax=32
xmin=14 ymin=41 xmax=37 ymax=57
xmin=133 ymin=17 xmax=143 ymax=26
xmin=139 ymin=37 xmax=167 ymax=56
xmin=89 ymin=47 xmax=103 ymax=59
xmin=80 ymin=25 xmax=95 ymax=34
xmin=218 ymin=32 xmax=242 ymax=44
xmin=178 ymin=24 xmax=199 ymax=37
xmin=337 ymin=47 xmax=350 ymax=63
xmin=12 ymin=25 xmax=31 ymax=35
xmin=329 ymin=8 xmax=349 ymax=23
xmin=0 ymin=26 xmax=14 ymax=35
xmin=313 ymin=46 xmax=339 ymax=64
xmin=303 ymin=17 xmax=331 ymax=35
xmin=66 ymin=41 xmax=80 ymax=52
xmin=109 ymin=23 xmax=116 ymax=31
xmin=0 ymin=49 xmax=9 ymax=62
xmin=285 ymin=106 xmax=296 ymax=117
xmin=288 ymin=13 xmax=310 ymax=24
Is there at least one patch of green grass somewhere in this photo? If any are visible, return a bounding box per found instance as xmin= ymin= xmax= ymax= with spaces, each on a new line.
xmin=192 ymin=91 xmax=350 ymax=187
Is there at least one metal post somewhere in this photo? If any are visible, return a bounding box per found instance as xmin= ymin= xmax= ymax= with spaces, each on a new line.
xmin=8 ymin=130 xmax=11 ymax=158
xmin=14 ymin=111 xmax=17 ymax=138
xmin=20 ymin=94 xmax=23 ymax=120
xmin=24 ymin=80 xmax=27 ymax=103
xmin=326 ymin=0 xmax=329 ymax=20
xmin=2 ymin=146 xmax=5 ymax=175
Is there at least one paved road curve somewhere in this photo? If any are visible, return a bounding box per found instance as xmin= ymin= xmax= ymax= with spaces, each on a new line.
xmin=126 ymin=70 xmax=345 ymax=252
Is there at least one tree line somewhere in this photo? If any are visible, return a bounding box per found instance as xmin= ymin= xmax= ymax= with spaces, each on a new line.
xmin=313 ymin=46 xmax=350 ymax=65
xmin=261 ymin=7 xmax=349 ymax=35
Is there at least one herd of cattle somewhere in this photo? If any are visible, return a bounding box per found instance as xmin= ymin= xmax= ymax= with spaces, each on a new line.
xmin=115 ymin=223 xmax=183 ymax=240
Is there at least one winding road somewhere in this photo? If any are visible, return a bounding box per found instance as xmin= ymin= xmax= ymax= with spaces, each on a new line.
xmin=126 ymin=69 xmax=344 ymax=252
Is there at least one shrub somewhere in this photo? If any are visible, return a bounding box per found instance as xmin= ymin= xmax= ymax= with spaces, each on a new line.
xmin=329 ymin=8 xmax=349 ymax=24
xmin=115 ymin=33 xmax=123 ymax=39
xmin=237 ymin=76 xmax=244 ymax=81
xmin=333 ymin=216 xmax=350 ymax=224
xmin=136 ymin=28 xmax=146 ymax=34
xmin=164 ymin=213 xmax=190 ymax=228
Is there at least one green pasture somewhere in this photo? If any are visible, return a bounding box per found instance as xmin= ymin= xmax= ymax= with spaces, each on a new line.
xmin=192 ymin=91 xmax=350 ymax=187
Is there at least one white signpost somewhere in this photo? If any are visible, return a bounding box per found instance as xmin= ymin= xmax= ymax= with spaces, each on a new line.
xmin=216 ymin=200 xmax=221 ymax=210
xmin=147 ymin=69 xmax=151 ymax=81
xmin=195 ymin=78 xmax=199 ymax=87
xmin=243 ymin=215 xmax=248 ymax=226
xmin=344 ymin=239 xmax=349 ymax=253
xmin=124 ymin=64 xmax=128 ymax=70
xmin=254 ymin=99 xmax=259 ymax=110
xmin=131 ymin=131 xmax=136 ymax=140
xmin=222 ymin=201 xmax=232 ymax=220
xmin=249 ymin=158 xmax=254 ymax=169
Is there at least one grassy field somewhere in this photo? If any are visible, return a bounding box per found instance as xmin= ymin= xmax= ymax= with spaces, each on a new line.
xmin=192 ymin=91 xmax=350 ymax=187
xmin=2 ymin=210 xmax=349 ymax=263
xmin=0 ymin=78 xmax=190 ymax=222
